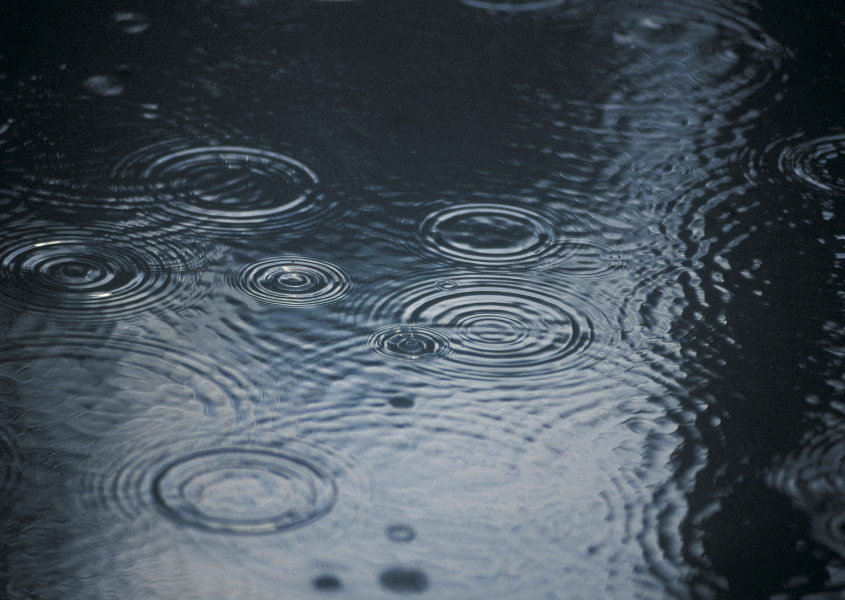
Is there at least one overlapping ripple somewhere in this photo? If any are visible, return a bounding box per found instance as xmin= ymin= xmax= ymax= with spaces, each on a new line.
xmin=322 ymin=274 xmax=615 ymax=385
xmin=0 ymin=224 xmax=208 ymax=322
xmin=82 ymin=431 xmax=343 ymax=536
xmin=745 ymin=132 xmax=845 ymax=194
xmin=112 ymin=141 xmax=329 ymax=238
xmin=227 ymin=256 xmax=352 ymax=307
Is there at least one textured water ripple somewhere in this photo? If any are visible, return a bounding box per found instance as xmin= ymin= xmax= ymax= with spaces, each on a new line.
xmin=0 ymin=223 xmax=212 ymax=322
xmin=227 ymin=255 xmax=352 ymax=307
xmin=744 ymin=132 xmax=845 ymax=194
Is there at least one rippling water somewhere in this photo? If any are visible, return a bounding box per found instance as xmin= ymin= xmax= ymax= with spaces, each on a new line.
xmin=1 ymin=0 xmax=844 ymax=598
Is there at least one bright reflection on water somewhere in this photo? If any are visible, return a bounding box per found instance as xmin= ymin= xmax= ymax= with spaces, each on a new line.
xmin=1 ymin=0 xmax=844 ymax=597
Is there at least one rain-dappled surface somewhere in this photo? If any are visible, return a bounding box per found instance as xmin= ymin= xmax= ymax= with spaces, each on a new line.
xmin=1 ymin=0 xmax=844 ymax=598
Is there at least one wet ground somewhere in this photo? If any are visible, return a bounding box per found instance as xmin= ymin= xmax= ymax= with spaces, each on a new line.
xmin=1 ymin=0 xmax=845 ymax=598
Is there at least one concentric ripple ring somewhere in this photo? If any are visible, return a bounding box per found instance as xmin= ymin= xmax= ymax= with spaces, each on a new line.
xmin=152 ymin=447 xmax=337 ymax=534
xmin=228 ymin=256 xmax=351 ymax=307
xmin=369 ymin=326 xmax=451 ymax=361
xmin=418 ymin=202 xmax=556 ymax=267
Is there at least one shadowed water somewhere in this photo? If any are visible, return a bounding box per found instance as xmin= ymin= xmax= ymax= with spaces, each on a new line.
xmin=1 ymin=0 xmax=844 ymax=598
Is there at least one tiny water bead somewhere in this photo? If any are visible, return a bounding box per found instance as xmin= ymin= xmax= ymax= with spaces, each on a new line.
xmin=152 ymin=447 xmax=337 ymax=534
xmin=369 ymin=326 xmax=450 ymax=361
xmin=379 ymin=567 xmax=429 ymax=593
xmin=312 ymin=575 xmax=342 ymax=591
xmin=386 ymin=524 xmax=416 ymax=542
xmin=228 ymin=256 xmax=351 ymax=307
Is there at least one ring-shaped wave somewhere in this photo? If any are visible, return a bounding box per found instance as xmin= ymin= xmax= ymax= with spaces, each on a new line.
xmin=0 ymin=224 xmax=208 ymax=321
xmin=338 ymin=275 xmax=613 ymax=383
xmin=412 ymin=195 xmax=631 ymax=276
xmin=228 ymin=256 xmax=351 ymax=307
xmin=81 ymin=432 xmax=342 ymax=536
xmin=744 ymin=133 xmax=845 ymax=194
xmin=112 ymin=142 xmax=328 ymax=237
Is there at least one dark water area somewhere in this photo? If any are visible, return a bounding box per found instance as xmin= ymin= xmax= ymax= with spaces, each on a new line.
xmin=1 ymin=0 xmax=845 ymax=598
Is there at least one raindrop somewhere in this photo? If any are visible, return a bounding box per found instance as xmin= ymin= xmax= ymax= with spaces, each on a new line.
xmin=386 ymin=524 xmax=416 ymax=542
xmin=379 ymin=567 xmax=429 ymax=593
xmin=228 ymin=256 xmax=351 ymax=307
xmin=152 ymin=447 xmax=337 ymax=534
xmin=312 ymin=575 xmax=342 ymax=591
xmin=388 ymin=396 xmax=414 ymax=409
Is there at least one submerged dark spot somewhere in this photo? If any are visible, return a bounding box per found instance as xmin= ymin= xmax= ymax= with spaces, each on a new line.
xmin=389 ymin=396 xmax=414 ymax=409
xmin=386 ymin=524 xmax=416 ymax=542
xmin=312 ymin=575 xmax=342 ymax=591
xmin=379 ymin=567 xmax=429 ymax=593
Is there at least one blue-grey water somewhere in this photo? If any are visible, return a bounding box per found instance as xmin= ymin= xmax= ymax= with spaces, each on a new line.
xmin=1 ymin=0 xmax=844 ymax=598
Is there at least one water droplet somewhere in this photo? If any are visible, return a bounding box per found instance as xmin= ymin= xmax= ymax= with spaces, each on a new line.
xmin=312 ymin=575 xmax=342 ymax=590
xmin=379 ymin=567 xmax=429 ymax=593
xmin=386 ymin=524 xmax=416 ymax=542
xmin=388 ymin=396 xmax=414 ymax=409
xmin=228 ymin=256 xmax=351 ymax=307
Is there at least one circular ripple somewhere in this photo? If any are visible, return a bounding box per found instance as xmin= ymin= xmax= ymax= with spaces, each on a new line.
xmin=413 ymin=195 xmax=631 ymax=275
xmin=369 ymin=326 xmax=450 ymax=361
xmin=460 ymin=0 xmax=565 ymax=11
xmin=128 ymin=145 xmax=322 ymax=236
xmin=153 ymin=447 xmax=336 ymax=534
xmin=0 ymin=224 xmax=207 ymax=321
xmin=352 ymin=275 xmax=611 ymax=382
xmin=773 ymin=133 xmax=845 ymax=194
xmin=0 ymin=227 xmax=206 ymax=314
xmin=228 ymin=256 xmax=351 ymax=307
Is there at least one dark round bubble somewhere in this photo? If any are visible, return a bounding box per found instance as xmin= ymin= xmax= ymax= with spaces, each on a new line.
xmin=312 ymin=575 xmax=342 ymax=591
xmin=388 ymin=396 xmax=414 ymax=409
xmin=369 ymin=326 xmax=450 ymax=361
xmin=152 ymin=447 xmax=337 ymax=534
xmin=386 ymin=524 xmax=416 ymax=542
xmin=0 ymin=224 xmax=206 ymax=322
xmin=379 ymin=567 xmax=429 ymax=593
xmin=228 ymin=256 xmax=351 ymax=307
xmin=459 ymin=0 xmax=566 ymax=11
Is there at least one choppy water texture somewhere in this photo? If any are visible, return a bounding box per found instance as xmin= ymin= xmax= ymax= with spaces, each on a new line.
xmin=1 ymin=0 xmax=845 ymax=598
